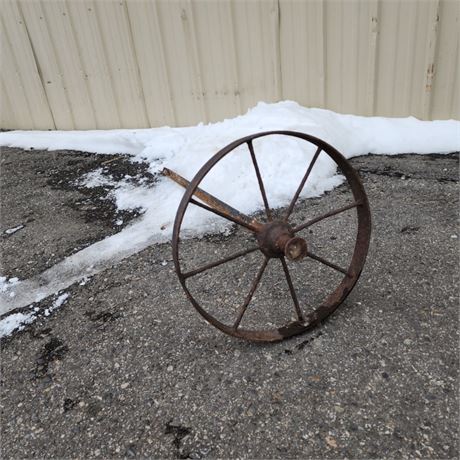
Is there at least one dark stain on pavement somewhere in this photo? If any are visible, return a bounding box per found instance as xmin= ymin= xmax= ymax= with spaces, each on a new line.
xmin=84 ymin=310 xmax=122 ymax=324
xmin=165 ymin=420 xmax=192 ymax=451
xmin=46 ymin=152 xmax=155 ymax=229
xmin=35 ymin=337 xmax=69 ymax=377
xmin=63 ymin=398 xmax=78 ymax=413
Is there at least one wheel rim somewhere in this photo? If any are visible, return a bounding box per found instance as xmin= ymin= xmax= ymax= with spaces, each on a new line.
xmin=172 ymin=131 xmax=371 ymax=342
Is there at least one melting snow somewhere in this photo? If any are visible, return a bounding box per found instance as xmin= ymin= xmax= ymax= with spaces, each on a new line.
xmin=0 ymin=101 xmax=459 ymax=318
xmin=43 ymin=293 xmax=70 ymax=317
xmin=4 ymin=224 xmax=24 ymax=235
xmin=0 ymin=312 xmax=35 ymax=338
xmin=0 ymin=276 xmax=20 ymax=293
xmin=0 ymin=292 xmax=70 ymax=338
xmin=80 ymin=169 xmax=114 ymax=188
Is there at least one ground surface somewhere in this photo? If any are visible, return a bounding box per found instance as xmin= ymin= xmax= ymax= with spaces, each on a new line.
xmin=1 ymin=147 xmax=459 ymax=459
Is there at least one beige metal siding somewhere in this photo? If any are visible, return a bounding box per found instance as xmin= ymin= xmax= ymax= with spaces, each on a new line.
xmin=280 ymin=0 xmax=326 ymax=108
xmin=431 ymin=0 xmax=460 ymax=119
xmin=1 ymin=0 xmax=458 ymax=130
xmin=1 ymin=1 xmax=54 ymax=129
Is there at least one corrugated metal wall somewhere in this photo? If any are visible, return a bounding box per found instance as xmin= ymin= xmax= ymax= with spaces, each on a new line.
xmin=1 ymin=0 xmax=458 ymax=130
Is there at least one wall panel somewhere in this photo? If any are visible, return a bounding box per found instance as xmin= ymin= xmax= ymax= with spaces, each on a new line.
xmin=191 ymin=0 xmax=242 ymax=122
xmin=1 ymin=0 xmax=458 ymax=130
xmin=154 ymin=0 xmax=206 ymax=126
xmin=280 ymin=0 xmax=325 ymax=108
xmin=65 ymin=0 xmax=122 ymax=129
xmin=325 ymin=0 xmax=379 ymax=114
xmin=125 ymin=1 xmax=177 ymax=126
xmin=93 ymin=0 xmax=149 ymax=128
xmin=1 ymin=0 xmax=54 ymax=129
xmin=231 ymin=0 xmax=281 ymax=111
xmin=431 ymin=0 xmax=460 ymax=120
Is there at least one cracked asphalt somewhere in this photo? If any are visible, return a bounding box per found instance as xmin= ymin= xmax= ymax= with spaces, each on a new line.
xmin=0 ymin=147 xmax=458 ymax=459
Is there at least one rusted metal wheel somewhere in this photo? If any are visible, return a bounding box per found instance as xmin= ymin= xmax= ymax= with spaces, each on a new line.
xmin=170 ymin=131 xmax=371 ymax=342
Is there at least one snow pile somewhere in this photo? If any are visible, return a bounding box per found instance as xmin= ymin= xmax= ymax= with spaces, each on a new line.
xmin=4 ymin=101 xmax=458 ymax=243
xmin=2 ymin=102 xmax=459 ymax=159
xmin=0 ymin=101 xmax=459 ymax=315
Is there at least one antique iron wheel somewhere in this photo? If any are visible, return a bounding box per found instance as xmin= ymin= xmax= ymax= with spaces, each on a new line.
xmin=168 ymin=131 xmax=371 ymax=342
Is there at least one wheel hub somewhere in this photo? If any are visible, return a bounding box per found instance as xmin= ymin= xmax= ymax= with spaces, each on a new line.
xmin=257 ymin=221 xmax=307 ymax=261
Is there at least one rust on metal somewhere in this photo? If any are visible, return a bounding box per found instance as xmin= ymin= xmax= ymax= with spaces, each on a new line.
xmin=256 ymin=220 xmax=307 ymax=261
xmin=167 ymin=131 xmax=372 ymax=342
xmin=182 ymin=246 xmax=259 ymax=279
xmin=247 ymin=140 xmax=272 ymax=221
xmin=233 ymin=256 xmax=269 ymax=330
xmin=162 ymin=167 xmax=262 ymax=232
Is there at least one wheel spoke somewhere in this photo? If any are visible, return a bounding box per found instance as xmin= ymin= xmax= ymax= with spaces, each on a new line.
xmin=183 ymin=246 xmax=259 ymax=279
xmin=247 ymin=140 xmax=272 ymax=221
xmin=189 ymin=198 xmax=261 ymax=233
xmin=233 ymin=257 xmax=269 ymax=330
xmin=306 ymin=251 xmax=349 ymax=275
xmin=293 ymin=200 xmax=362 ymax=233
xmin=280 ymin=257 xmax=304 ymax=322
xmin=284 ymin=146 xmax=322 ymax=220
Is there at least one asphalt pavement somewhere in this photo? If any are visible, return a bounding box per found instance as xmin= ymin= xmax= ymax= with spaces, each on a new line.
xmin=0 ymin=147 xmax=458 ymax=459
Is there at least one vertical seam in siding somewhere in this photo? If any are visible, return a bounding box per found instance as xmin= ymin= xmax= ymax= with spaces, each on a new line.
xmin=65 ymin=0 xmax=99 ymax=129
xmin=321 ymin=0 xmax=326 ymax=107
xmin=244 ymin=1 xmax=253 ymax=109
xmin=0 ymin=77 xmax=14 ymax=127
xmin=228 ymin=0 xmax=242 ymax=114
xmin=274 ymin=0 xmax=282 ymax=101
xmin=257 ymin=1 xmax=266 ymax=100
xmin=0 ymin=12 xmax=34 ymax=128
xmin=123 ymin=0 xmax=150 ymax=127
xmin=152 ymin=1 xmax=177 ymax=126
xmin=451 ymin=30 xmax=460 ymax=117
xmin=366 ymin=0 xmax=379 ymax=116
xmin=390 ymin=1 xmax=401 ymax=116
xmin=352 ymin=2 xmax=359 ymax=112
xmin=339 ymin=1 xmax=344 ymax=111
xmin=93 ymin=0 xmax=122 ymax=128
xmin=423 ymin=0 xmax=440 ymax=120
xmin=181 ymin=0 xmax=207 ymax=123
xmin=407 ymin=2 xmax=419 ymax=116
xmin=41 ymin=1 xmax=77 ymax=129
xmin=191 ymin=0 xmax=207 ymax=121
xmin=15 ymin=1 xmax=56 ymax=129
xmin=449 ymin=1 xmax=459 ymax=118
